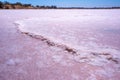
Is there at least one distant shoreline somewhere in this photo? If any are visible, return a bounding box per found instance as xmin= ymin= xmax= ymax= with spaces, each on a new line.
xmin=0 ymin=1 xmax=120 ymax=9
xmin=57 ymin=7 xmax=120 ymax=9
xmin=1 ymin=7 xmax=120 ymax=10
xmin=0 ymin=8 xmax=120 ymax=10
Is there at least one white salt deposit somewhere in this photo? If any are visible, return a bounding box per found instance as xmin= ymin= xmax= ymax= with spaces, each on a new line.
xmin=15 ymin=10 xmax=120 ymax=66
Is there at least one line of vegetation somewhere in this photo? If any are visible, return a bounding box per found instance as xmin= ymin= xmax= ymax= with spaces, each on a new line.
xmin=0 ymin=1 xmax=57 ymax=9
xmin=0 ymin=1 xmax=120 ymax=9
xmin=58 ymin=7 xmax=120 ymax=9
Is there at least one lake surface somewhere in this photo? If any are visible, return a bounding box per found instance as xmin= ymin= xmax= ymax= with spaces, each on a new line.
xmin=1 ymin=9 xmax=120 ymax=80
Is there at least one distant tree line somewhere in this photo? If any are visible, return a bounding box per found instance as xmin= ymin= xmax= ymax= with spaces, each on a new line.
xmin=35 ymin=5 xmax=57 ymax=9
xmin=58 ymin=7 xmax=120 ymax=9
xmin=0 ymin=1 xmax=57 ymax=9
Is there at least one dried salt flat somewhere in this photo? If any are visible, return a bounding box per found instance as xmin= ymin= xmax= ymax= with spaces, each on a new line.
xmin=15 ymin=10 xmax=120 ymax=66
xmin=0 ymin=9 xmax=120 ymax=80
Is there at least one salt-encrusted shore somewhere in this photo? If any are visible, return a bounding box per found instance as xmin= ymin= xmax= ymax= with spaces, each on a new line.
xmin=0 ymin=9 xmax=120 ymax=80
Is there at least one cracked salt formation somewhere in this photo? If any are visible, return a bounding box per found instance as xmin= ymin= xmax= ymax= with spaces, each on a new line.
xmin=0 ymin=10 xmax=120 ymax=80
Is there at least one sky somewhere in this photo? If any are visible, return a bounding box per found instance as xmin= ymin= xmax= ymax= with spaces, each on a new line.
xmin=1 ymin=0 xmax=120 ymax=7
